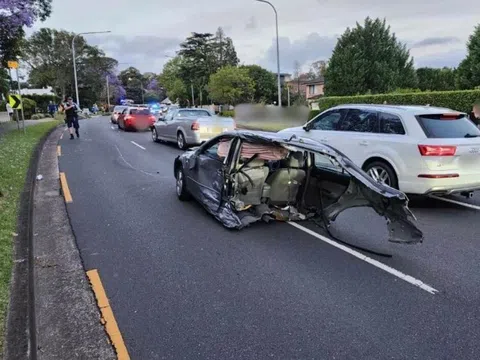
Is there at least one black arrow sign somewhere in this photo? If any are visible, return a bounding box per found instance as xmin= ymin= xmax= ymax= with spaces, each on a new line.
xmin=10 ymin=94 xmax=21 ymax=109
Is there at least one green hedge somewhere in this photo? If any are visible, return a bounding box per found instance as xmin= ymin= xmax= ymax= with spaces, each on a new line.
xmin=219 ymin=110 xmax=235 ymax=117
xmin=23 ymin=94 xmax=60 ymax=113
xmin=314 ymin=90 xmax=480 ymax=114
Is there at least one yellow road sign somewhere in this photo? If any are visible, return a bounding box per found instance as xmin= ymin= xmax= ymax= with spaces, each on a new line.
xmin=8 ymin=94 xmax=22 ymax=110
xmin=7 ymin=61 xmax=18 ymax=69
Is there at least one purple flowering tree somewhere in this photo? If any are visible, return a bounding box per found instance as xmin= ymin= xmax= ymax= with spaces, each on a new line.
xmin=0 ymin=0 xmax=52 ymax=64
xmin=106 ymin=72 xmax=126 ymax=105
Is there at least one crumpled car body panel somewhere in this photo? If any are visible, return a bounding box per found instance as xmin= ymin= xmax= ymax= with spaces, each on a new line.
xmin=174 ymin=130 xmax=424 ymax=244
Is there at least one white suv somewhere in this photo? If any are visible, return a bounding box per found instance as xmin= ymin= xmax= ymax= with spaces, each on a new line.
xmin=278 ymin=104 xmax=480 ymax=196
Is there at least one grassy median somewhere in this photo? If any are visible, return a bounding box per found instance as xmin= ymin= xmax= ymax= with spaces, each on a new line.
xmin=0 ymin=121 xmax=59 ymax=352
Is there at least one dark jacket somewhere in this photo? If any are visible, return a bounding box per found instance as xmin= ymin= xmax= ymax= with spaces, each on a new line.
xmin=470 ymin=112 xmax=480 ymax=126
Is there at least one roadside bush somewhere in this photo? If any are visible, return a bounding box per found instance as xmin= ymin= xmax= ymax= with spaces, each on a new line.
xmin=22 ymin=98 xmax=37 ymax=119
xmin=31 ymin=114 xmax=49 ymax=120
xmin=23 ymin=94 xmax=60 ymax=113
xmin=0 ymin=100 xmax=6 ymax=111
xmin=220 ymin=110 xmax=235 ymax=117
xmin=315 ymin=89 xmax=480 ymax=114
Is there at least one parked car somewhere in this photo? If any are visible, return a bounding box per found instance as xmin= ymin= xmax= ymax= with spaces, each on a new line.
xmin=173 ymin=130 xmax=423 ymax=244
xmin=117 ymin=107 xmax=156 ymax=131
xmin=278 ymin=104 xmax=480 ymax=197
xmin=111 ymin=105 xmax=128 ymax=124
xmin=151 ymin=108 xmax=235 ymax=149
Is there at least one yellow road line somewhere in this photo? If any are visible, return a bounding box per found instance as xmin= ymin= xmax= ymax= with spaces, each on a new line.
xmin=57 ymin=145 xmax=61 ymax=156
xmin=59 ymin=172 xmax=72 ymax=203
xmin=87 ymin=269 xmax=131 ymax=360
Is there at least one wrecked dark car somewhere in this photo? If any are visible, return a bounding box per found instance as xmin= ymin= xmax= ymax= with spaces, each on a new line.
xmin=173 ymin=130 xmax=423 ymax=244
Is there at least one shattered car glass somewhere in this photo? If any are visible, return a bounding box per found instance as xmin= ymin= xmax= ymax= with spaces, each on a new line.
xmin=173 ymin=130 xmax=423 ymax=244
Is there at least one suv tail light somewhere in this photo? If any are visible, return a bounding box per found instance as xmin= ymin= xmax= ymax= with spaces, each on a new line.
xmin=148 ymin=115 xmax=155 ymax=122
xmin=418 ymin=145 xmax=456 ymax=156
xmin=125 ymin=115 xmax=133 ymax=121
xmin=191 ymin=121 xmax=200 ymax=131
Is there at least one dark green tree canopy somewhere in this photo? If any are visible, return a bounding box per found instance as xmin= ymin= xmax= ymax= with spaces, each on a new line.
xmin=416 ymin=67 xmax=456 ymax=91
xmin=239 ymin=65 xmax=276 ymax=103
xmin=324 ymin=17 xmax=417 ymax=96
xmin=456 ymin=24 xmax=480 ymax=90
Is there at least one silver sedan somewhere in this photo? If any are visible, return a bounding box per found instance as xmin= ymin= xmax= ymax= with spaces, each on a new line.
xmin=151 ymin=108 xmax=236 ymax=149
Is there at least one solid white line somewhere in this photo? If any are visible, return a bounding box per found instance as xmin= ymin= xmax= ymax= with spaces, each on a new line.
xmin=428 ymin=195 xmax=480 ymax=210
xmin=288 ymin=222 xmax=439 ymax=295
xmin=130 ymin=141 xmax=146 ymax=150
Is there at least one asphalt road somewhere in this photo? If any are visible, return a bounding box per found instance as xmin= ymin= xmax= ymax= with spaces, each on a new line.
xmin=58 ymin=117 xmax=480 ymax=360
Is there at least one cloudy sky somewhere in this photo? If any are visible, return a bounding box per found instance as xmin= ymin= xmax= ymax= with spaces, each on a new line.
xmin=27 ymin=0 xmax=478 ymax=75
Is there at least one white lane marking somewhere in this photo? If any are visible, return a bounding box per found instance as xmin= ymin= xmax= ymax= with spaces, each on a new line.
xmin=428 ymin=195 xmax=480 ymax=210
xmin=130 ymin=141 xmax=146 ymax=150
xmin=288 ymin=222 xmax=439 ymax=295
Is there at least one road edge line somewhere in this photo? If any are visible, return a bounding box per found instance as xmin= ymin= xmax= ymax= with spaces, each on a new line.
xmin=59 ymin=172 xmax=72 ymax=203
xmin=288 ymin=222 xmax=439 ymax=295
xmin=86 ymin=269 xmax=131 ymax=360
xmin=428 ymin=195 xmax=480 ymax=210
xmin=57 ymin=145 xmax=61 ymax=156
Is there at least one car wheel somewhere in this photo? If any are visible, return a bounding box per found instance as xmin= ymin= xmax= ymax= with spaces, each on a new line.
xmin=364 ymin=161 xmax=399 ymax=189
xmin=117 ymin=122 xmax=121 ymax=130
xmin=152 ymin=128 xmax=159 ymax=142
xmin=177 ymin=132 xmax=187 ymax=150
xmin=176 ymin=166 xmax=191 ymax=201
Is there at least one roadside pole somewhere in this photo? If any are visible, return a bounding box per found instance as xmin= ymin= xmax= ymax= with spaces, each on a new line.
xmin=287 ymin=86 xmax=290 ymax=107
xmin=191 ymin=83 xmax=195 ymax=107
xmin=106 ymin=75 xmax=111 ymax=110
xmin=7 ymin=67 xmax=20 ymax=130
xmin=15 ymin=67 xmax=26 ymax=133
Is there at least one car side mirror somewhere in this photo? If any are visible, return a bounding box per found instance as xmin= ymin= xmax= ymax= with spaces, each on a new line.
xmin=303 ymin=124 xmax=310 ymax=132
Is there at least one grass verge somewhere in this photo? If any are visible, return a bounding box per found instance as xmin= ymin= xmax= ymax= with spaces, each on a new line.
xmin=0 ymin=120 xmax=60 ymax=354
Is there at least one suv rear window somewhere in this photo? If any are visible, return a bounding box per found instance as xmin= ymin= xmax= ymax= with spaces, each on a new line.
xmin=178 ymin=110 xmax=211 ymax=117
xmin=130 ymin=108 xmax=150 ymax=115
xmin=416 ymin=114 xmax=480 ymax=138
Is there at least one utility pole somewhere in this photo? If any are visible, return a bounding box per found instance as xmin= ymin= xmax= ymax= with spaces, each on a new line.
xmin=15 ymin=67 xmax=25 ymax=133
xmin=72 ymin=30 xmax=111 ymax=108
xmin=191 ymin=84 xmax=195 ymax=107
xmin=106 ymin=75 xmax=111 ymax=110
xmin=255 ymin=0 xmax=281 ymax=107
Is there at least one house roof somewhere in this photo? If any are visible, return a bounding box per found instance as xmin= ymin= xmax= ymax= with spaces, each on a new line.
xmin=302 ymin=77 xmax=325 ymax=85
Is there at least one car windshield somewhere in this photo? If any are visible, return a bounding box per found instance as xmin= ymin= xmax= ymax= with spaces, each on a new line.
xmin=416 ymin=114 xmax=480 ymax=138
xmin=178 ymin=110 xmax=211 ymax=117
xmin=130 ymin=108 xmax=151 ymax=115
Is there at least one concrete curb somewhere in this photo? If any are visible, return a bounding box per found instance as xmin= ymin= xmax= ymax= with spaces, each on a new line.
xmin=3 ymin=126 xmax=115 ymax=359
xmin=3 ymin=124 xmax=59 ymax=360
xmin=33 ymin=127 xmax=116 ymax=359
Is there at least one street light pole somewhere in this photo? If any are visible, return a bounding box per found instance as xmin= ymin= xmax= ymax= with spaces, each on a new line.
xmin=72 ymin=30 xmax=111 ymax=108
xmin=255 ymin=0 xmax=281 ymax=107
xmin=106 ymin=75 xmax=111 ymax=110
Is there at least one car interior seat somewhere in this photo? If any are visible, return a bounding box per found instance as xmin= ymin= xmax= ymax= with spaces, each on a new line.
xmin=235 ymin=158 xmax=270 ymax=206
xmin=266 ymin=151 xmax=307 ymax=206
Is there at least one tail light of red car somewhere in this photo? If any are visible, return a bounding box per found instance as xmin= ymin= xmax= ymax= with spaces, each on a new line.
xmin=148 ymin=115 xmax=156 ymax=122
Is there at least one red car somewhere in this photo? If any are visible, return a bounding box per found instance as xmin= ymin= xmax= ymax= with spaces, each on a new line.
xmin=117 ymin=107 xmax=156 ymax=131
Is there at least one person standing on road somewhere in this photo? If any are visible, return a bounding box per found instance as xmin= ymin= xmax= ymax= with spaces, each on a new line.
xmin=64 ymin=97 xmax=80 ymax=139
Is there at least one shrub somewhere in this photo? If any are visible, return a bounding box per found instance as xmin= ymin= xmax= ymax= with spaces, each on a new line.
xmin=0 ymin=100 xmax=6 ymax=111
xmin=23 ymin=94 xmax=61 ymax=113
xmin=22 ymin=98 xmax=37 ymax=119
xmin=220 ymin=110 xmax=235 ymax=117
xmin=315 ymin=89 xmax=480 ymax=114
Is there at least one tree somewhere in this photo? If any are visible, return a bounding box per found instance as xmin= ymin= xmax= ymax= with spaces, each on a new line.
xmin=416 ymin=67 xmax=456 ymax=91
xmin=456 ymin=24 xmax=480 ymax=90
xmin=118 ymin=67 xmax=144 ymax=102
xmin=22 ymin=28 xmax=118 ymax=105
xmin=324 ymin=17 xmax=417 ymax=96
xmin=0 ymin=0 xmax=52 ymax=66
xmin=310 ymin=60 xmax=327 ymax=78
xmin=239 ymin=65 xmax=276 ymax=103
xmin=213 ymin=27 xmax=239 ymax=68
xmin=158 ymin=56 xmax=188 ymax=104
xmin=207 ymin=66 xmax=255 ymax=105
xmin=177 ymin=30 xmax=240 ymax=104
